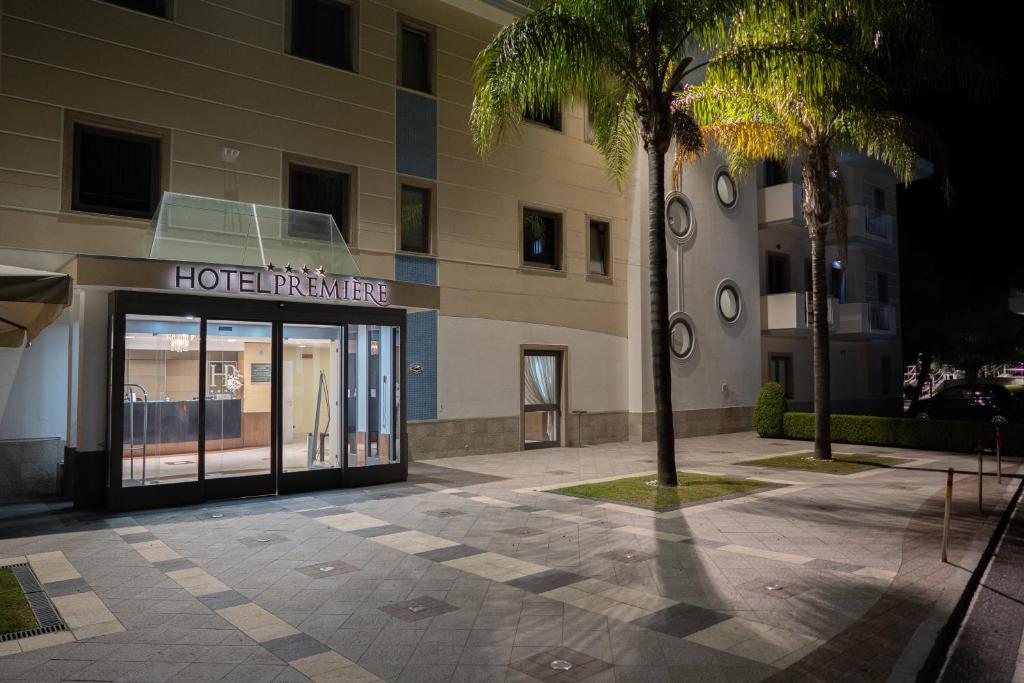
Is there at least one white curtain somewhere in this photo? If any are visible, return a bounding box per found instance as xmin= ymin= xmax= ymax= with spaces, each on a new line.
xmin=524 ymin=354 xmax=557 ymax=406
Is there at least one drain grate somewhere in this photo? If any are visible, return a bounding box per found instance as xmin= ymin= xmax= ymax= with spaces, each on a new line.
xmin=0 ymin=563 xmax=67 ymax=642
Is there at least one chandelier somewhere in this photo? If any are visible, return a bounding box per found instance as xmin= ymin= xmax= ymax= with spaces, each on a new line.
xmin=168 ymin=334 xmax=196 ymax=353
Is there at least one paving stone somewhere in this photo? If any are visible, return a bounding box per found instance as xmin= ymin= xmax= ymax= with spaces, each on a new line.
xmin=197 ymin=590 xmax=251 ymax=610
xmin=380 ymin=596 xmax=460 ymax=623
xmin=631 ymin=603 xmax=731 ymax=638
xmin=152 ymin=558 xmax=196 ymax=573
xmin=595 ymin=549 xmax=656 ymax=564
xmin=506 ymin=569 xmax=586 ymax=594
xmin=421 ymin=509 xmax=465 ymax=518
xmin=294 ymin=561 xmax=359 ymax=578
xmin=416 ymin=545 xmax=486 ymax=563
xmin=260 ymin=633 xmax=331 ymax=662
xmin=237 ymin=534 xmax=288 ymax=547
xmin=43 ymin=577 xmax=92 ymax=596
xmin=510 ymin=646 xmax=613 ymax=682
xmin=497 ymin=527 xmax=546 ymax=538
xmin=349 ymin=524 xmax=408 ymax=538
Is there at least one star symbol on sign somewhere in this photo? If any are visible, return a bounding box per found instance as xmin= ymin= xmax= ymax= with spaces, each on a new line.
xmin=301 ymin=265 xmax=311 ymax=275
xmin=284 ymin=263 xmax=295 ymax=273
xmin=316 ymin=265 xmax=326 ymax=276
xmin=265 ymin=262 xmax=275 ymax=271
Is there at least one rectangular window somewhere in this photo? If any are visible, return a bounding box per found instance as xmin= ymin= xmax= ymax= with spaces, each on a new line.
xmin=522 ymin=208 xmax=561 ymax=269
xmin=764 ymin=159 xmax=787 ymax=186
xmin=873 ymin=187 xmax=886 ymax=212
xmin=288 ymin=163 xmax=351 ymax=241
xmin=400 ymin=25 xmax=431 ymax=93
xmin=877 ymin=272 xmax=890 ymax=303
xmin=290 ymin=0 xmax=354 ymax=71
xmin=72 ymin=124 xmax=161 ymax=219
xmin=524 ymin=103 xmax=562 ymax=131
xmin=830 ymin=265 xmax=845 ymax=303
xmin=588 ymin=220 xmax=610 ymax=276
xmin=769 ymin=354 xmax=793 ymax=399
xmin=766 ymin=253 xmax=790 ymax=294
xmin=400 ymin=184 xmax=431 ymax=253
xmin=102 ymin=0 xmax=168 ymax=16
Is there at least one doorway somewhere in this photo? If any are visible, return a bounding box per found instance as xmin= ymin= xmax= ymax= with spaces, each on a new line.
xmin=522 ymin=349 xmax=563 ymax=449
xmin=109 ymin=292 xmax=406 ymax=510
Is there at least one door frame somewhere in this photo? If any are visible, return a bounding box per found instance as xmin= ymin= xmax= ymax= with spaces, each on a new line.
xmin=520 ymin=345 xmax=568 ymax=450
xmin=107 ymin=290 xmax=407 ymax=510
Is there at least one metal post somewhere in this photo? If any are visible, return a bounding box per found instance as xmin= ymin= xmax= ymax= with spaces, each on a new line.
xmin=977 ymin=438 xmax=983 ymax=514
xmin=996 ymin=427 xmax=1002 ymax=485
xmin=942 ymin=467 xmax=953 ymax=563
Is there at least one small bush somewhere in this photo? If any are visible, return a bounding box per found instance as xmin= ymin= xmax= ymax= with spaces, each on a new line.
xmin=753 ymin=382 xmax=788 ymax=438
xmin=782 ymin=412 xmax=1022 ymax=453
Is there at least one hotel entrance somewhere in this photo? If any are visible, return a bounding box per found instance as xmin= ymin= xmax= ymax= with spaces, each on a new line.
xmin=109 ymin=291 xmax=405 ymax=510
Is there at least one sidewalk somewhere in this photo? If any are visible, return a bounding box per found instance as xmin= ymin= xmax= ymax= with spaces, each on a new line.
xmin=0 ymin=432 xmax=1019 ymax=682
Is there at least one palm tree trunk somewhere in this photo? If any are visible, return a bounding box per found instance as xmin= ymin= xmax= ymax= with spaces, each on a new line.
xmin=809 ymin=228 xmax=833 ymax=460
xmin=648 ymin=146 xmax=677 ymax=486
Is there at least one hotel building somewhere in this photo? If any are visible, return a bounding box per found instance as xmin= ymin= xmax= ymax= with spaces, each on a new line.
xmin=0 ymin=0 xmax=902 ymax=508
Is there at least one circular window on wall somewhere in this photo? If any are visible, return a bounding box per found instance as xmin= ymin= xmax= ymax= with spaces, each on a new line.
xmin=665 ymin=195 xmax=693 ymax=239
xmin=716 ymin=280 xmax=742 ymax=323
xmin=714 ymin=170 xmax=738 ymax=208
xmin=669 ymin=315 xmax=695 ymax=359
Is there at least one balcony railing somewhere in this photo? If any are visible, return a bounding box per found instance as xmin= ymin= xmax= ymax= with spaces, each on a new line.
xmin=762 ymin=292 xmax=835 ymax=332
xmin=836 ymin=302 xmax=897 ymax=335
xmin=843 ymin=206 xmax=896 ymax=244
xmin=757 ymin=182 xmax=802 ymax=228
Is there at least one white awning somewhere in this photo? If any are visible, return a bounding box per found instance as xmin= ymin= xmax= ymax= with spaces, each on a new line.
xmin=0 ymin=265 xmax=73 ymax=347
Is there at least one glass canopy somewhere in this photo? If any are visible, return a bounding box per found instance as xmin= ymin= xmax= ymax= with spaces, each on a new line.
xmin=149 ymin=193 xmax=360 ymax=276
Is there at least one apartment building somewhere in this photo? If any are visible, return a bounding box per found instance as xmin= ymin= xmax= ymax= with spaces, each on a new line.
xmin=0 ymin=0 xmax=899 ymax=508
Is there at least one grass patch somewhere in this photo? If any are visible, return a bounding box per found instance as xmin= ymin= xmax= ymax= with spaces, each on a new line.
xmin=554 ymin=471 xmax=775 ymax=510
xmin=738 ymin=452 xmax=899 ymax=474
xmin=0 ymin=567 xmax=38 ymax=636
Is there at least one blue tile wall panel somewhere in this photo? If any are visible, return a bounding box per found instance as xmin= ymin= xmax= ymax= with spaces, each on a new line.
xmin=395 ymin=254 xmax=437 ymax=286
xmin=396 ymin=90 xmax=437 ymax=179
xmin=406 ymin=311 xmax=438 ymax=421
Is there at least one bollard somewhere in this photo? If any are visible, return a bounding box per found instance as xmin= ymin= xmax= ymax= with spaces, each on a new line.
xmin=942 ymin=467 xmax=953 ymax=563
xmin=977 ymin=438 xmax=983 ymax=514
xmin=996 ymin=426 xmax=1003 ymax=485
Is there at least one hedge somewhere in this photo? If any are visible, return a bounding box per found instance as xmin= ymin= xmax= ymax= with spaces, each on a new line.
xmin=753 ymin=383 xmax=788 ymax=438
xmin=782 ymin=412 xmax=1023 ymax=454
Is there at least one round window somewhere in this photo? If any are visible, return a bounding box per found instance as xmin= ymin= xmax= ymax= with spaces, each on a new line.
xmin=715 ymin=170 xmax=738 ymax=208
xmin=669 ymin=317 xmax=694 ymax=359
xmin=717 ymin=283 xmax=741 ymax=322
xmin=665 ymin=196 xmax=692 ymax=238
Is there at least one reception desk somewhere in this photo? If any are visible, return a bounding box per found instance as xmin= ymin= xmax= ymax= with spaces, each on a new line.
xmin=122 ymin=398 xmax=242 ymax=456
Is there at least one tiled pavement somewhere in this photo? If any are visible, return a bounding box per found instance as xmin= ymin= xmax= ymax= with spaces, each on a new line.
xmin=0 ymin=432 xmax=1020 ymax=682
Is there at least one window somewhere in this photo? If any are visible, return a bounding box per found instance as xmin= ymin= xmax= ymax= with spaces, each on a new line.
xmin=288 ymin=163 xmax=351 ymax=241
xmin=877 ymin=272 xmax=890 ymax=304
xmin=717 ymin=281 xmax=741 ymax=323
xmin=770 ymin=355 xmax=793 ymax=398
xmin=715 ymin=170 xmax=738 ymax=208
xmin=588 ymin=220 xmax=610 ymax=276
xmin=72 ymin=124 xmax=161 ymax=219
xmin=880 ymin=356 xmax=893 ymax=395
xmin=830 ymin=263 xmax=845 ymax=303
xmin=524 ymin=103 xmax=562 ymax=131
xmin=669 ymin=315 xmax=695 ymax=359
xmin=102 ymin=0 xmax=169 ymax=17
xmin=400 ymin=184 xmax=431 ymax=253
xmin=522 ymin=208 xmax=561 ymax=269
xmin=400 ymin=25 xmax=431 ymax=93
xmin=764 ymin=159 xmax=787 ymax=186
xmin=290 ymin=0 xmax=354 ymax=71
xmin=873 ymin=187 xmax=886 ymax=212
xmin=666 ymin=195 xmax=693 ymax=239
xmin=804 ymin=259 xmax=812 ymax=292
xmin=766 ymin=253 xmax=790 ymax=294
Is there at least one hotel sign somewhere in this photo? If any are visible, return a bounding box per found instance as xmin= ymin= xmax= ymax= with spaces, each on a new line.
xmin=172 ymin=264 xmax=390 ymax=307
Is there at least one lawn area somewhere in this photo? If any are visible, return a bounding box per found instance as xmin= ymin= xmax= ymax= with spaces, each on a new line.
xmin=554 ymin=472 xmax=775 ymax=510
xmin=0 ymin=567 xmax=37 ymax=636
xmin=738 ymin=452 xmax=899 ymax=474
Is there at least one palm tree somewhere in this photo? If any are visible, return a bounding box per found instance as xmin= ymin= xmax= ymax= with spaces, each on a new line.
xmin=470 ymin=0 xmax=737 ymax=486
xmin=674 ymin=0 xmax=928 ymax=459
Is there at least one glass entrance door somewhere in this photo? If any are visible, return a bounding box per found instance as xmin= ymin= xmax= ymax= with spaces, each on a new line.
xmin=523 ymin=350 xmax=562 ymax=449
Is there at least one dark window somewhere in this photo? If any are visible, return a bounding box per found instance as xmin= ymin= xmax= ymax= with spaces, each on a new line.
xmin=400 ymin=26 xmax=430 ymax=93
xmin=290 ymin=0 xmax=353 ymax=71
xmin=770 ymin=355 xmax=793 ymax=398
xmin=102 ymin=0 xmax=168 ymax=16
xmin=288 ymin=164 xmax=350 ymax=240
xmin=72 ymin=124 xmax=160 ymax=219
xmin=804 ymin=258 xmax=812 ymax=292
xmin=588 ymin=220 xmax=609 ymax=276
xmin=766 ymin=253 xmax=790 ymax=294
xmin=873 ymin=187 xmax=886 ymax=212
xmin=523 ymin=208 xmax=561 ymax=269
xmin=524 ymin=103 xmax=561 ymax=131
xmin=880 ymin=356 xmax=892 ymax=395
xmin=830 ymin=264 xmax=845 ymax=303
xmin=764 ymin=159 xmax=787 ymax=186
xmin=400 ymin=185 xmax=430 ymax=253
xmin=877 ymin=272 xmax=890 ymax=303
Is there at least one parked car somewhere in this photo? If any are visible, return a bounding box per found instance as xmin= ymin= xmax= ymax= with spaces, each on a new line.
xmin=908 ymin=384 xmax=1020 ymax=423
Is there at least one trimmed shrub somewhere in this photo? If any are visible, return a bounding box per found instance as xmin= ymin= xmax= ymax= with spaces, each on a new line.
xmin=782 ymin=412 xmax=1023 ymax=454
xmin=753 ymin=382 xmax=788 ymax=438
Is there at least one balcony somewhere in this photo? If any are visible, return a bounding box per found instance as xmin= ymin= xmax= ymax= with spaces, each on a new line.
xmin=762 ymin=292 xmax=835 ymax=332
xmin=844 ymin=206 xmax=896 ymax=245
xmin=757 ymin=183 xmax=802 ymax=229
xmin=836 ymin=302 xmax=898 ymax=336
